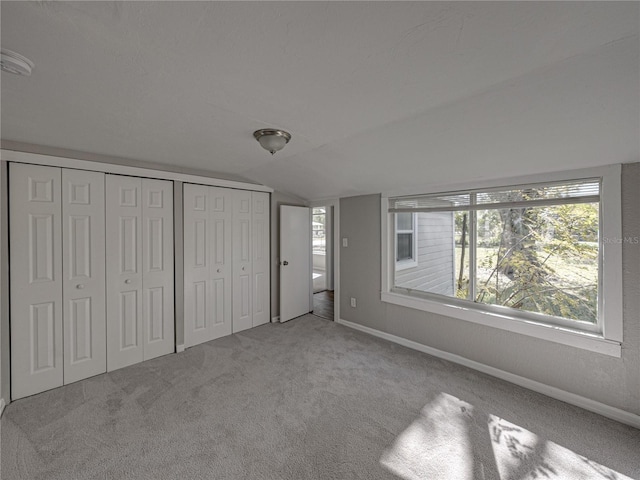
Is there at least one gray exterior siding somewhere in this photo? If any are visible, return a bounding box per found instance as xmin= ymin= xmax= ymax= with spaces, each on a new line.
xmin=395 ymin=212 xmax=454 ymax=296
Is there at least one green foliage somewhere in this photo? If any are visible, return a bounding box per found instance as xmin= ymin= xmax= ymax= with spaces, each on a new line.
xmin=473 ymin=202 xmax=599 ymax=323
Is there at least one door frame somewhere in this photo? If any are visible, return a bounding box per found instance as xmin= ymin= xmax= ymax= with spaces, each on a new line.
xmin=310 ymin=199 xmax=340 ymax=321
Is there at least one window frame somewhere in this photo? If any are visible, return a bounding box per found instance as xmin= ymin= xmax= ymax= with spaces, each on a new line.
xmin=380 ymin=165 xmax=622 ymax=357
xmin=395 ymin=212 xmax=418 ymax=271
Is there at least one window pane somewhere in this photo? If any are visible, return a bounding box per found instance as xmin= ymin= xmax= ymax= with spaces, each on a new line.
xmin=474 ymin=203 xmax=599 ymax=323
xmin=387 ymin=177 xmax=607 ymax=332
xmin=388 ymin=179 xmax=599 ymax=212
xmin=475 ymin=180 xmax=600 ymax=206
xmin=397 ymin=212 xmax=413 ymax=231
xmin=397 ymin=233 xmax=413 ymax=261
xmin=454 ymin=211 xmax=470 ymax=299
xmin=395 ymin=212 xmax=458 ymax=297
xmin=312 ymin=208 xmax=326 ymax=254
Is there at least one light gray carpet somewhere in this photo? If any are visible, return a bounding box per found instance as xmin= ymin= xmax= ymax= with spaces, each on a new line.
xmin=1 ymin=315 xmax=638 ymax=480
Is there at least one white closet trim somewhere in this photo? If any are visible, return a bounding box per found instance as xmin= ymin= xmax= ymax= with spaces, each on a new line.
xmin=0 ymin=150 xmax=273 ymax=193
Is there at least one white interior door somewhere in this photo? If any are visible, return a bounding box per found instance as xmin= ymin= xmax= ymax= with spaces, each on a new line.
xmin=280 ymin=205 xmax=311 ymax=323
xmin=141 ymin=178 xmax=174 ymax=361
xmin=106 ymin=175 xmax=143 ymax=371
xmin=251 ymin=192 xmax=270 ymax=327
xmin=10 ymin=164 xmax=63 ymax=399
xmin=232 ymin=189 xmax=252 ymax=333
xmin=62 ymin=169 xmax=106 ymax=384
xmin=184 ymin=185 xmax=232 ymax=347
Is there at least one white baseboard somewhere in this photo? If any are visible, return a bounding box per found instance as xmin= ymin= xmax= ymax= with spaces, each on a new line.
xmin=336 ymin=318 xmax=640 ymax=429
xmin=271 ymin=316 xmax=280 ymax=323
xmin=176 ymin=344 xmax=185 ymax=353
xmin=0 ymin=398 xmax=5 ymax=418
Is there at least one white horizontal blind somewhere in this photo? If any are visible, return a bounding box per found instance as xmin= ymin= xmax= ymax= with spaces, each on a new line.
xmin=389 ymin=179 xmax=600 ymax=213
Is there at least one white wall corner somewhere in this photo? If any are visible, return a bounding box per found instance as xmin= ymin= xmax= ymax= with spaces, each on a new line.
xmin=336 ymin=318 xmax=640 ymax=430
xmin=176 ymin=344 xmax=185 ymax=353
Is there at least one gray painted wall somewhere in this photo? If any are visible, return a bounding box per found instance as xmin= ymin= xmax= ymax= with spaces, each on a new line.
xmin=340 ymin=163 xmax=640 ymax=415
xmin=270 ymin=191 xmax=309 ymax=319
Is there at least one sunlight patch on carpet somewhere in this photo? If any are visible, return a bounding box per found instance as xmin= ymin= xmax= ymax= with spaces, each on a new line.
xmin=488 ymin=415 xmax=633 ymax=480
xmin=380 ymin=393 xmax=474 ymax=479
xmin=380 ymin=393 xmax=632 ymax=480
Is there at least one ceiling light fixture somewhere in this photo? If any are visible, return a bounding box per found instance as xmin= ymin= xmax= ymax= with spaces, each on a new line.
xmin=0 ymin=49 xmax=34 ymax=76
xmin=253 ymin=129 xmax=292 ymax=155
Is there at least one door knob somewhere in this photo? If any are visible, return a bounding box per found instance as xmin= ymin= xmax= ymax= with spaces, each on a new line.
xmin=242 ymin=266 xmax=245 ymax=271
xmin=282 ymin=261 xmax=289 ymax=266
xmin=76 ymin=284 xmax=84 ymax=290
xmin=124 ymin=279 xmax=132 ymax=284
xmin=217 ymin=269 xmax=221 ymax=273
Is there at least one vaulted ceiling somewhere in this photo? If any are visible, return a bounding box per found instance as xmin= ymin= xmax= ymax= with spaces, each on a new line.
xmin=1 ymin=2 xmax=638 ymax=200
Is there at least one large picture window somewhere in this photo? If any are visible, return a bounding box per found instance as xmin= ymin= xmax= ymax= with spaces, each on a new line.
xmin=381 ymin=167 xmax=622 ymax=355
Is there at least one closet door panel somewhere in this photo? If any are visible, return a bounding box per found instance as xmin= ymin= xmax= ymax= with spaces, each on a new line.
xmin=142 ymin=179 xmax=174 ymax=360
xmin=232 ymin=190 xmax=252 ymax=333
xmin=184 ymin=184 xmax=211 ymax=347
xmin=62 ymin=169 xmax=106 ymax=384
xmin=251 ymin=192 xmax=270 ymax=327
xmin=184 ymin=185 xmax=231 ymax=347
xmin=208 ymin=187 xmax=232 ymax=340
xmin=106 ymin=175 xmax=143 ymax=371
xmin=10 ymin=164 xmax=63 ymax=399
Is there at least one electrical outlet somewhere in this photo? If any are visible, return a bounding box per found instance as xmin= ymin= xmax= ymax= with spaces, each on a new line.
xmin=350 ymin=297 xmax=357 ymax=308
xmin=342 ymin=237 xmax=348 ymax=247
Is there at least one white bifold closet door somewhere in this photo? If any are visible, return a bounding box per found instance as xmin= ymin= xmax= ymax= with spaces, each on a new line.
xmin=106 ymin=175 xmax=174 ymax=372
xmin=232 ymin=190 xmax=253 ymax=333
xmin=62 ymin=169 xmax=106 ymax=384
xmin=251 ymin=191 xmax=270 ymax=328
xmin=10 ymin=164 xmax=107 ymax=399
xmin=232 ymin=190 xmax=270 ymax=332
xmin=142 ymin=179 xmax=175 ymax=361
xmin=184 ymin=187 xmax=270 ymax=344
xmin=10 ymin=164 xmax=64 ymax=399
xmin=183 ymin=185 xmax=232 ymax=347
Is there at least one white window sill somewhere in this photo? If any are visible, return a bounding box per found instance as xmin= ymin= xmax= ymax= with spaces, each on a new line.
xmin=381 ymin=291 xmax=621 ymax=357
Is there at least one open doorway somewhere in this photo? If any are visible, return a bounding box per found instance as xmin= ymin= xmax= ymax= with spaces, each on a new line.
xmin=312 ymin=206 xmax=334 ymax=319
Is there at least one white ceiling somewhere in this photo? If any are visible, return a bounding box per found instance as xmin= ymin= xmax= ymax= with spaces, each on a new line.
xmin=1 ymin=1 xmax=638 ymax=200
